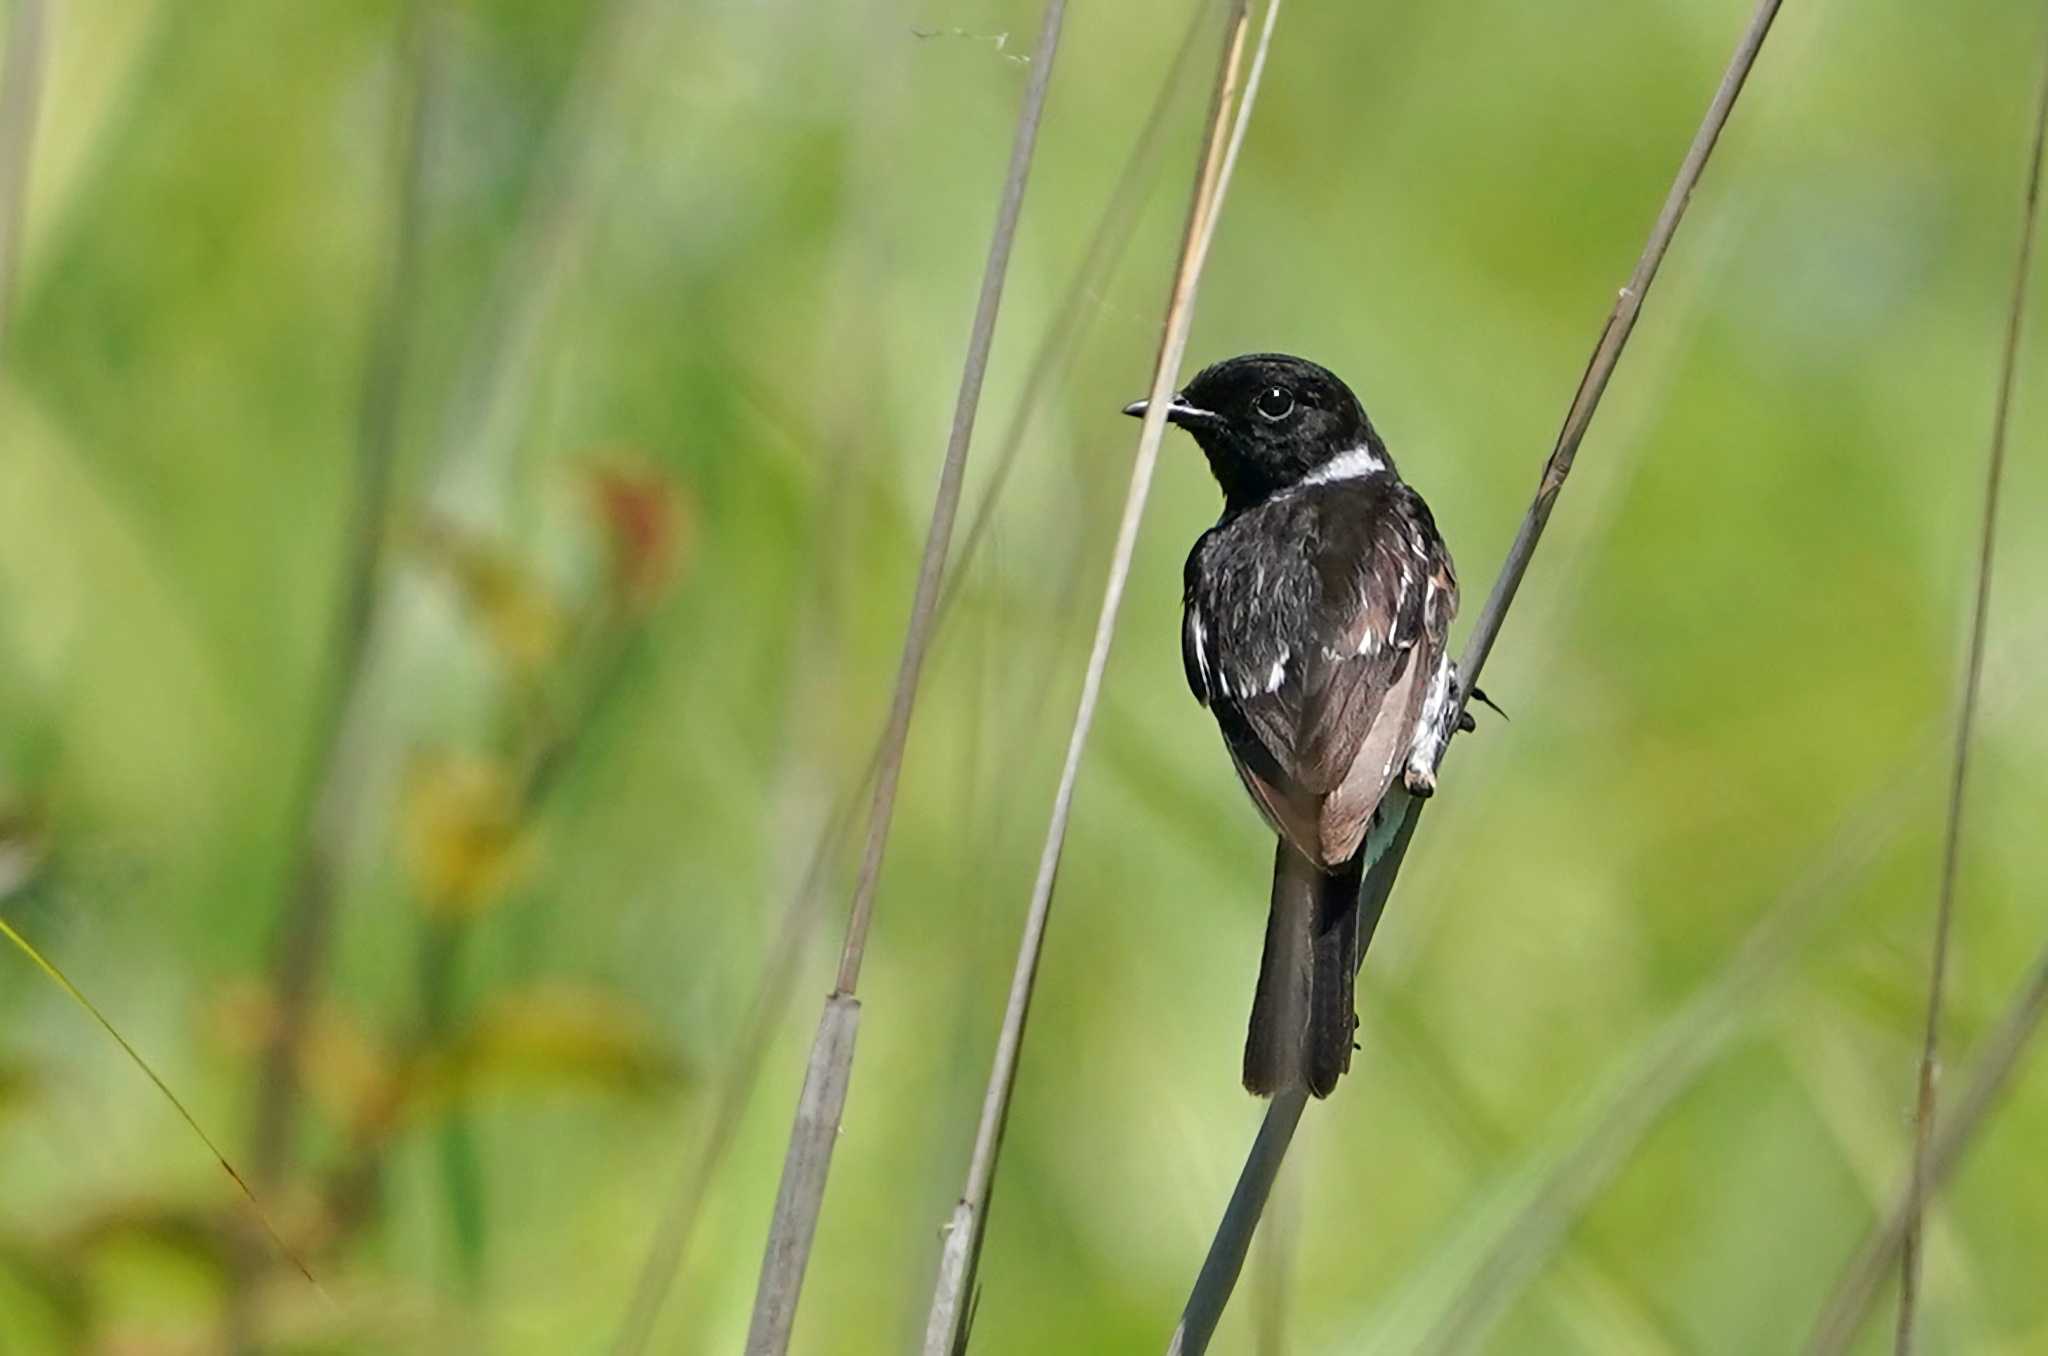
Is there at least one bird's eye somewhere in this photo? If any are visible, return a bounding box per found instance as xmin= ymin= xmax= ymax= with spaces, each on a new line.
xmin=1254 ymin=386 xmax=1294 ymax=421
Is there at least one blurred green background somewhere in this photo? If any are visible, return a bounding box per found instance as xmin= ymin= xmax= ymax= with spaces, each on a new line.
xmin=3 ymin=0 xmax=2047 ymax=1352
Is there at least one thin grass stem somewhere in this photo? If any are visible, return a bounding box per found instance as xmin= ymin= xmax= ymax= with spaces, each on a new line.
xmin=742 ymin=6 xmax=1071 ymax=1350
xmin=829 ymin=0 xmax=1070 ymax=1001
xmin=921 ymin=6 xmax=1263 ymax=1348
xmin=1448 ymin=0 xmax=1785 ymax=710
xmin=940 ymin=3 xmax=1215 ymax=619
xmin=1893 ymin=15 xmax=2048 ymax=1352
xmin=610 ymin=23 xmax=1215 ymax=1342
xmin=1169 ymin=1088 xmax=1306 ymax=1356
xmin=1166 ymin=2 xmax=1788 ymax=1348
xmin=1172 ymin=801 xmax=1409 ymax=1356
xmin=0 ymin=915 xmax=320 ymax=1292
xmin=610 ymin=62 xmax=1192 ymax=1322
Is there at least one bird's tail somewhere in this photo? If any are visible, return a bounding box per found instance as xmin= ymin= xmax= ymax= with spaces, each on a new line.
xmin=1243 ymin=841 xmax=1366 ymax=1098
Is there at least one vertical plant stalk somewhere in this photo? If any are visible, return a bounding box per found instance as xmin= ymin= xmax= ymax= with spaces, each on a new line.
xmin=243 ymin=0 xmax=441 ymax=1196
xmin=310 ymin=617 xmax=649 ymax=1246
xmin=1893 ymin=17 xmax=2048 ymax=1353
xmin=939 ymin=4 xmax=1216 ymax=613
xmin=609 ymin=19 xmax=1212 ymax=1350
xmin=1166 ymin=2 xmax=1787 ymax=1350
xmin=225 ymin=9 xmax=443 ymax=1347
xmin=1170 ymin=807 xmax=1408 ymax=1356
xmin=244 ymin=0 xmax=665 ymax=1235
xmin=246 ymin=0 xmax=668 ymax=1192
xmin=921 ymin=6 xmax=1264 ymax=1350
xmin=0 ymin=0 xmax=45 ymax=356
xmin=1809 ymin=939 xmax=2048 ymax=1355
xmin=1169 ymin=1091 xmax=1307 ymax=1356
xmin=742 ymin=5 xmax=1070 ymax=1352
xmin=746 ymin=991 xmax=860 ymax=1355
xmin=419 ymin=915 xmax=486 ymax=1291
xmin=1448 ymin=0 xmax=1784 ymax=707
xmin=826 ymin=0 xmax=1068 ymax=1003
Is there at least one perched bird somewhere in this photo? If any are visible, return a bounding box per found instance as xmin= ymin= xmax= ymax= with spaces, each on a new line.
xmin=1126 ymin=353 xmax=1462 ymax=1097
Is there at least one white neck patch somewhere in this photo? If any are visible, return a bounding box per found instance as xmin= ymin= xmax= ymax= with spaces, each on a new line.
xmin=1301 ymin=446 xmax=1388 ymax=485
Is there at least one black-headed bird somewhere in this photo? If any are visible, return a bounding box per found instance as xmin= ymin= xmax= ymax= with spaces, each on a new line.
xmin=1127 ymin=353 xmax=1463 ymax=1097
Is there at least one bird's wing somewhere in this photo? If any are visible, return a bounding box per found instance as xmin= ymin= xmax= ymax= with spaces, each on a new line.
xmin=1186 ymin=481 xmax=1457 ymax=867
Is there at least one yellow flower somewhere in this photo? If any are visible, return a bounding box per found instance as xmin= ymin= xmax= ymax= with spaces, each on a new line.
xmin=401 ymin=753 xmax=533 ymax=919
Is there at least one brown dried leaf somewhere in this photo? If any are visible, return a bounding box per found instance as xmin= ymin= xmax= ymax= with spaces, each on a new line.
xmin=582 ymin=454 xmax=692 ymax=615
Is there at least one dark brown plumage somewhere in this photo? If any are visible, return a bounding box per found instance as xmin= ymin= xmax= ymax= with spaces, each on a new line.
xmin=1131 ymin=354 xmax=1459 ymax=1097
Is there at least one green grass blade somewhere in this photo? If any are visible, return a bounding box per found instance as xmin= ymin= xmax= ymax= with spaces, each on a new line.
xmin=0 ymin=914 xmax=323 ymax=1294
xmin=438 ymin=1115 xmax=488 ymax=1293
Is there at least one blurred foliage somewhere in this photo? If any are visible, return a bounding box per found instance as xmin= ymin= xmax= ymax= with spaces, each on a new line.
xmin=402 ymin=750 xmax=535 ymax=916
xmin=2 ymin=0 xmax=2047 ymax=1353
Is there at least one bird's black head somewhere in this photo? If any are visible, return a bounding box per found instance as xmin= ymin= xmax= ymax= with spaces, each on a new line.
xmin=1124 ymin=353 xmax=1391 ymax=510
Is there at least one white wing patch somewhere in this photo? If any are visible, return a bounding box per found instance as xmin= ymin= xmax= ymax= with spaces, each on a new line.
xmin=1263 ymin=645 xmax=1290 ymax=694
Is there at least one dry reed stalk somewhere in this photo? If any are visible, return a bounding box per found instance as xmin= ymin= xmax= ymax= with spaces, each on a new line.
xmin=606 ymin=16 xmax=931 ymax=1339
xmin=940 ymin=4 xmax=1217 ymax=616
xmin=1169 ymin=1089 xmax=1308 ymax=1356
xmin=1893 ymin=13 xmax=2048 ymax=1352
xmin=1171 ymin=810 xmax=1408 ymax=1356
xmin=742 ymin=5 xmax=1071 ymax=1350
xmin=921 ymin=5 xmax=1265 ymax=1349
xmin=825 ymin=0 xmax=1069 ymax=1005
xmin=1167 ymin=2 xmax=1789 ymax=1349
xmin=606 ymin=14 xmax=1210 ymax=1334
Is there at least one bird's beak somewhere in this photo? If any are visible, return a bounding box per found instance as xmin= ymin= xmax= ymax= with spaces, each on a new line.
xmin=1122 ymin=396 xmax=1219 ymax=428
